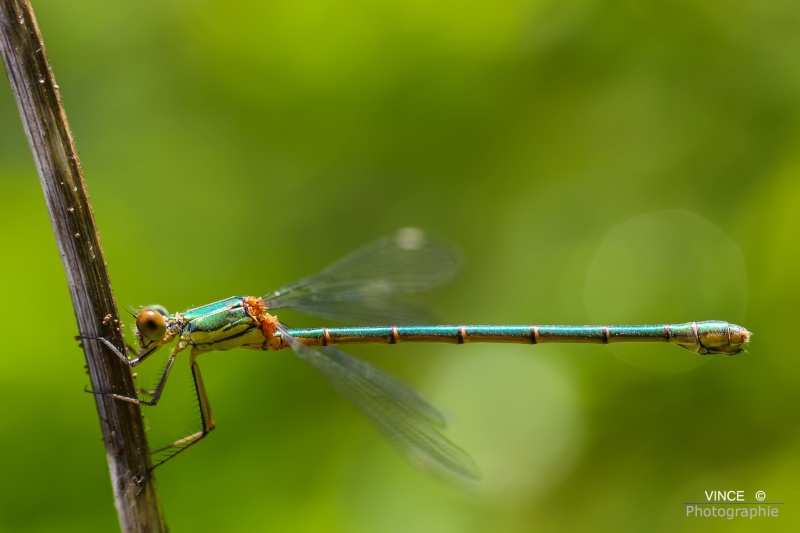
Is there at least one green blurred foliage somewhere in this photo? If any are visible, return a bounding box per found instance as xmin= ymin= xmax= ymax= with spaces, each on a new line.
xmin=1 ymin=0 xmax=797 ymax=531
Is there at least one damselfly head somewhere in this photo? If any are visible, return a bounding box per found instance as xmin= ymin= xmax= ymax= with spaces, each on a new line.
xmin=136 ymin=305 xmax=168 ymax=342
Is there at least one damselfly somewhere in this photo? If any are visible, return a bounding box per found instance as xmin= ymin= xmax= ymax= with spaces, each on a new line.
xmin=89 ymin=228 xmax=750 ymax=480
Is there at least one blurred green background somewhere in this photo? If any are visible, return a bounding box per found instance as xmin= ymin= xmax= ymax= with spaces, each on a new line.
xmin=1 ymin=0 xmax=797 ymax=531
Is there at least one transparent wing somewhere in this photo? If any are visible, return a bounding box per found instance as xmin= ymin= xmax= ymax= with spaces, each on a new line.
xmin=278 ymin=324 xmax=479 ymax=481
xmin=263 ymin=228 xmax=460 ymax=325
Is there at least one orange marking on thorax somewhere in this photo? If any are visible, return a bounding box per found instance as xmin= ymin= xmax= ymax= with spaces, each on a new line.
xmin=243 ymin=296 xmax=283 ymax=350
xmin=260 ymin=312 xmax=283 ymax=351
xmin=261 ymin=314 xmax=277 ymax=336
xmin=243 ymin=296 xmax=266 ymax=320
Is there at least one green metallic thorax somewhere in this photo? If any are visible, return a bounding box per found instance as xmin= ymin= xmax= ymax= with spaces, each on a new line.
xmin=180 ymin=297 xmax=267 ymax=352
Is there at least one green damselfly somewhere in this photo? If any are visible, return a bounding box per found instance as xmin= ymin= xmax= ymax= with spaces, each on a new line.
xmin=89 ymin=228 xmax=750 ymax=480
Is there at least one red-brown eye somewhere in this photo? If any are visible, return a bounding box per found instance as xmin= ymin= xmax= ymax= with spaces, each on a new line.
xmin=136 ymin=308 xmax=167 ymax=341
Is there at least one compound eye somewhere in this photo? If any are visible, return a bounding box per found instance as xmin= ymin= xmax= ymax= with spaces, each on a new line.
xmin=136 ymin=308 xmax=167 ymax=341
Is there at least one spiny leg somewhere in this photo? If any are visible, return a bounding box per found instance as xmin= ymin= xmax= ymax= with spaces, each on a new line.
xmin=79 ymin=335 xmax=163 ymax=367
xmin=86 ymin=343 xmax=183 ymax=406
xmin=78 ymin=336 xmax=155 ymax=396
xmin=150 ymin=348 xmax=216 ymax=469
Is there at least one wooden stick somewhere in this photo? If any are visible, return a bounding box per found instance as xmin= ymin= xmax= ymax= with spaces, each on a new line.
xmin=0 ymin=2 xmax=166 ymax=531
